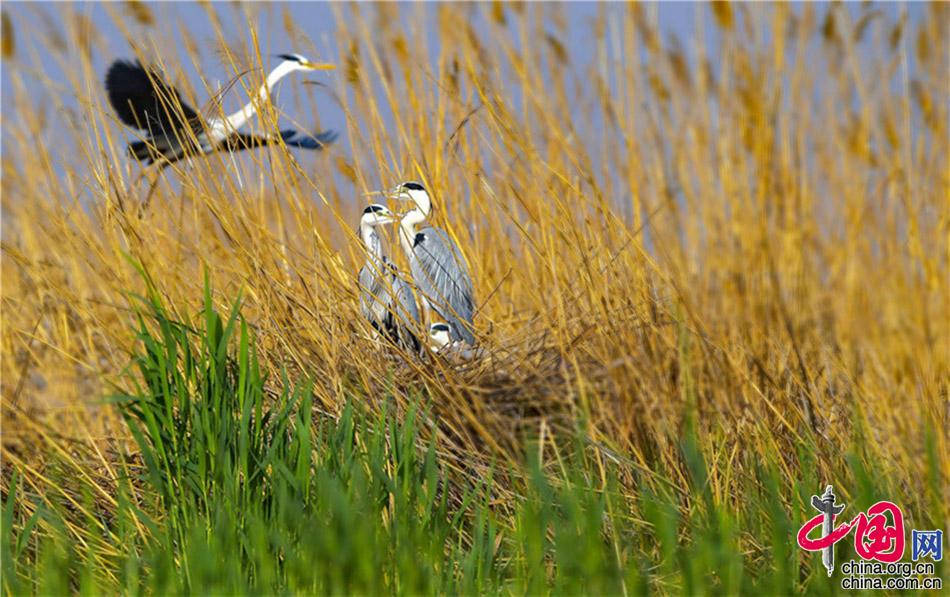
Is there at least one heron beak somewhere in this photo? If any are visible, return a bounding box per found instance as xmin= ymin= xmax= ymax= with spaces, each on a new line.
xmin=302 ymin=61 xmax=336 ymax=71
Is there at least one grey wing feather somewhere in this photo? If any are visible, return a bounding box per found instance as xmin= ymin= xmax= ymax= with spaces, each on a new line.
xmin=409 ymin=227 xmax=476 ymax=344
xmin=391 ymin=271 xmax=420 ymax=331
xmin=388 ymin=265 xmax=421 ymax=351
xmin=358 ymin=261 xmax=390 ymax=326
xmin=360 ymin=258 xmax=421 ymax=352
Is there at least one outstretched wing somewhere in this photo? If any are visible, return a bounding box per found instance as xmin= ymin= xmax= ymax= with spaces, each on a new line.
xmin=409 ymin=227 xmax=475 ymax=344
xmin=226 ymin=129 xmax=338 ymax=152
xmin=280 ymin=129 xmax=338 ymax=150
xmin=105 ymin=59 xmax=200 ymax=133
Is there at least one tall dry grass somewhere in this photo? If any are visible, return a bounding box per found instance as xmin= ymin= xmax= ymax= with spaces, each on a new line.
xmin=1 ymin=1 xmax=947 ymax=538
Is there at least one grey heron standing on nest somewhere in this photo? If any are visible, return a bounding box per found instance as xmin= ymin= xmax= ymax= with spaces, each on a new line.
xmin=104 ymin=53 xmax=337 ymax=171
xmin=358 ymin=204 xmax=421 ymax=352
xmin=389 ymin=181 xmax=476 ymax=345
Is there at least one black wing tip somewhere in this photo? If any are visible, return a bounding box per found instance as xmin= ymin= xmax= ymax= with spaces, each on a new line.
xmin=106 ymin=57 xmax=142 ymax=69
xmin=104 ymin=58 xmax=200 ymax=132
xmin=104 ymin=58 xmax=145 ymax=82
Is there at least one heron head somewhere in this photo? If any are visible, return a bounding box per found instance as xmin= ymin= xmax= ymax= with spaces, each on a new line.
xmin=360 ymin=204 xmax=397 ymax=227
xmin=388 ymin=181 xmax=431 ymax=214
xmin=429 ymin=322 xmax=452 ymax=350
xmin=276 ymin=53 xmax=335 ymax=72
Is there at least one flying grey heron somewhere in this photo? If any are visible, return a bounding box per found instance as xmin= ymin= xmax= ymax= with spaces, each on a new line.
xmin=389 ymin=181 xmax=476 ymax=345
xmin=358 ymin=204 xmax=421 ymax=352
xmin=105 ymin=53 xmax=337 ymax=169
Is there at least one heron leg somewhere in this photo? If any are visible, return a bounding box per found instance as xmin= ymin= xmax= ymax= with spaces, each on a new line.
xmin=141 ymin=175 xmax=161 ymax=212
xmin=139 ymin=161 xmax=175 ymax=212
xmin=131 ymin=166 xmax=149 ymax=188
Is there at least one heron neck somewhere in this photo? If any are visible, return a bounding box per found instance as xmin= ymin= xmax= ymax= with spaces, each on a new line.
xmin=223 ymin=62 xmax=295 ymax=131
xmin=360 ymin=224 xmax=383 ymax=261
xmin=399 ymin=209 xmax=427 ymax=256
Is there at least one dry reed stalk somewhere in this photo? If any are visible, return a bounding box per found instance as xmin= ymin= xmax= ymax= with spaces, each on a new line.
xmin=1 ymin=3 xmax=947 ymax=526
